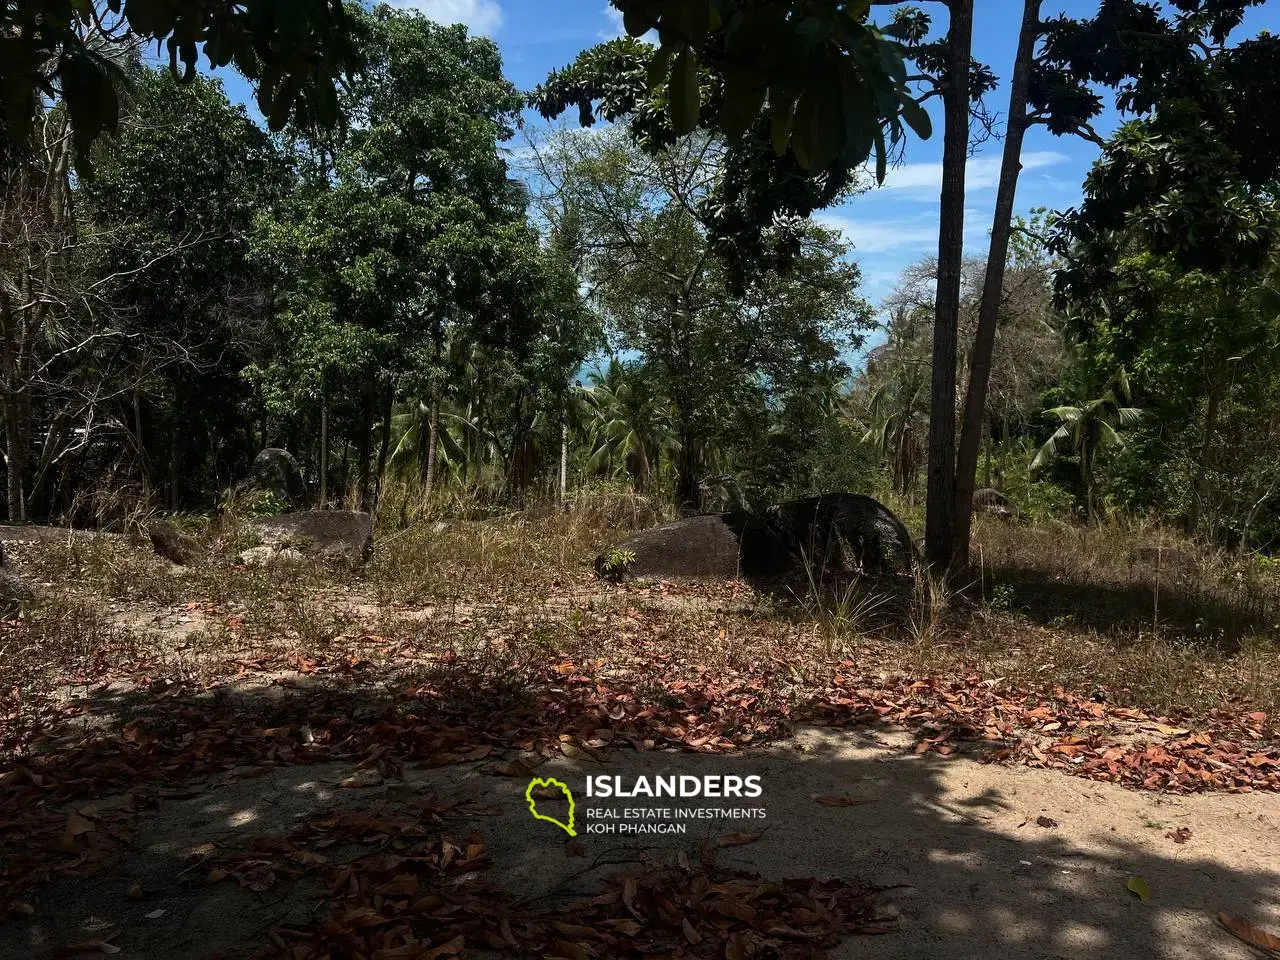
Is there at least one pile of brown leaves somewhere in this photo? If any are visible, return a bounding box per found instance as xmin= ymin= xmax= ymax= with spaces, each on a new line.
xmin=199 ymin=804 xmax=887 ymax=960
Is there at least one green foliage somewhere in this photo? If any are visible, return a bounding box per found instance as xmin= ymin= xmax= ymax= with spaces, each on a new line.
xmin=80 ymin=70 xmax=286 ymax=505
xmin=1032 ymin=370 xmax=1145 ymax=523
xmin=599 ymin=546 xmax=636 ymax=578
xmin=534 ymin=126 xmax=871 ymax=507
xmin=1 ymin=0 xmax=357 ymax=171
xmin=566 ymin=1 xmax=929 ymax=175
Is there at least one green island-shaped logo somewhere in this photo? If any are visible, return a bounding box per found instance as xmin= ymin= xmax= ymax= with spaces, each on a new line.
xmin=525 ymin=777 xmax=576 ymax=836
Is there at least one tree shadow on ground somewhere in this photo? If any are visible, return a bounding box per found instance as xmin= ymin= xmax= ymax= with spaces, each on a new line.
xmin=976 ymin=561 xmax=1271 ymax=649
xmin=4 ymin=670 xmax=1279 ymax=960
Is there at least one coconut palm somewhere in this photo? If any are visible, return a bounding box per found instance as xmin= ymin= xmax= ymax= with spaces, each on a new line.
xmin=1031 ymin=370 xmax=1145 ymax=523
xmin=579 ymin=358 xmax=675 ymax=492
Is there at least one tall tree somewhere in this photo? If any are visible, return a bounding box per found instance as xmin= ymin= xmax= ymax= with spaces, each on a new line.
xmin=953 ymin=0 xmax=1280 ymax=567
xmin=81 ymin=70 xmax=285 ymax=508
xmin=258 ymin=6 xmax=590 ymax=506
xmin=532 ymin=126 xmax=871 ymax=508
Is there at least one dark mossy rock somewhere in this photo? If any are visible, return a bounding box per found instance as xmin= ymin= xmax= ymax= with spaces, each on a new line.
xmin=149 ymin=521 xmax=202 ymax=566
xmin=766 ymin=493 xmax=916 ymax=575
xmin=251 ymin=448 xmax=307 ymax=506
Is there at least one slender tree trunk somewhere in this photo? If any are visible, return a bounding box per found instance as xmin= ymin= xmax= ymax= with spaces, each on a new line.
xmin=953 ymin=0 xmax=1041 ymax=569
xmin=1188 ymin=378 xmax=1223 ymax=536
xmin=423 ymin=392 xmax=441 ymax=497
xmin=374 ymin=387 xmax=394 ymax=508
xmin=134 ymin=392 xmax=150 ymax=498
xmin=675 ymin=419 xmax=699 ymax=513
xmin=1082 ymin=440 xmax=1097 ymax=525
xmin=4 ymin=401 xmax=25 ymax=524
xmin=924 ymin=0 xmax=974 ymax=573
xmin=319 ymin=383 xmax=329 ymax=509
xmin=356 ymin=390 xmax=374 ymax=510
xmin=559 ymin=416 xmax=568 ymax=504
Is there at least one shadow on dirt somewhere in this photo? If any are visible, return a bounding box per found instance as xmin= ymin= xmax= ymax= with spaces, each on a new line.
xmin=3 ymin=668 xmax=1279 ymax=960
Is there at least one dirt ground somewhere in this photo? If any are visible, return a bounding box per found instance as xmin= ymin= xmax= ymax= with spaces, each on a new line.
xmin=4 ymin=520 xmax=1280 ymax=959
xmin=5 ymin=723 xmax=1277 ymax=960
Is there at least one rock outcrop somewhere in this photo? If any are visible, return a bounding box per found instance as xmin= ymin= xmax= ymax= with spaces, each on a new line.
xmin=248 ymin=510 xmax=374 ymax=564
xmin=973 ymin=488 xmax=1021 ymax=520
xmin=766 ymin=493 xmax=916 ymax=575
xmin=599 ymin=513 xmax=792 ymax=580
xmin=251 ymin=448 xmax=307 ymax=506
xmin=149 ymin=521 xmax=202 ymax=566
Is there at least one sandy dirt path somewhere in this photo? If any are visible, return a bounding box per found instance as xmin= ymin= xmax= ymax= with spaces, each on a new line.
xmin=7 ymin=726 xmax=1278 ymax=960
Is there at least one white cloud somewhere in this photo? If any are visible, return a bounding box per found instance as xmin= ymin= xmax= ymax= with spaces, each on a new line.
xmin=599 ymin=3 xmax=655 ymax=42
xmin=873 ymin=150 xmax=1069 ymax=197
xmin=601 ymin=3 xmax=625 ymax=38
xmin=816 ymin=213 xmax=940 ymax=255
xmin=394 ymin=0 xmax=504 ymax=35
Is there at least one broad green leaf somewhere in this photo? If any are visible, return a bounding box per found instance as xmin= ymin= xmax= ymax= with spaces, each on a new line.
xmin=671 ymin=0 xmax=713 ymax=46
xmin=646 ymin=44 xmax=675 ymax=89
xmin=720 ymin=66 xmax=767 ymax=142
xmin=901 ymin=95 xmax=933 ymax=140
xmin=769 ymin=88 xmax=799 ymax=157
xmin=667 ymin=46 xmax=700 ymax=135
xmin=622 ymin=8 xmax=651 ymax=37
xmin=1127 ymin=876 xmax=1150 ymax=901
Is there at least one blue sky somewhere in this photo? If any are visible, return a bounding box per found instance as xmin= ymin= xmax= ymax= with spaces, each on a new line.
xmin=220 ymin=0 xmax=1280 ymax=309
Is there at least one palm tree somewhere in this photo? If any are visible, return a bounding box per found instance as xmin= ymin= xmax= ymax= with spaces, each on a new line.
xmin=579 ymin=358 xmax=674 ymax=492
xmin=1031 ymin=370 xmax=1145 ymax=523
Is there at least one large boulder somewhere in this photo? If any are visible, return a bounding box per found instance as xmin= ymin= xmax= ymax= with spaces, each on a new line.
xmin=766 ymin=493 xmax=916 ymax=575
xmin=0 ymin=541 xmax=32 ymax=616
xmin=599 ymin=513 xmax=792 ymax=580
xmin=249 ymin=510 xmax=374 ymax=564
xmin=251 ymin=448 xmax=307 ymax=506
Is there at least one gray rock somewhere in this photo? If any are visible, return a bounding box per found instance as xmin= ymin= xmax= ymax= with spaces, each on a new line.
xmin=598 ymin=513 xmax=792 ymax=580
xmin=149 ymin=521 xmax=201 ymax=566
xmin=237 ymin=545 xmax=307 ymax=568
xmin=250 ymin=510 xmax=373 ymax=563
xmin=973 ymin=488 xmax=1021 ymax=520
xmin=0 ymin=540 xmax=32 ymax=615
xmin=251 ymin=448 xmax=307 ymax=506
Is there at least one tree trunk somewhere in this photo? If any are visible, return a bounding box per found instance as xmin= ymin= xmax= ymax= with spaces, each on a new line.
xmin=1187 ymin=377 xmax=1223 ymax=537
xmin=4 ymin=400 xmax=25 ymax=524
xmin=423 ymin=392 xmax=441 ymax=497
xmin=924 ymin=0 xmax=974 ymax=573
xmin=559 ymin=417 xmax=568 ymax=504
xmin=134 ymin=392 xmax=150 ymax=498
xmin=953 ymin=0 xmax=1041 ymax=569
xmin=319 ymin=383 xmax=329 ymax=509
xmin=374 ymin=386 xmax=394 ymax=507
xmin=356 ymin=390 xmax=374 ymax=510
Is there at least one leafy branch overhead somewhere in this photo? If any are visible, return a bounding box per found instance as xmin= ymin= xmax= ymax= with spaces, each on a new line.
xmin=534 ymin=1 xmax=934 ymax=179
xmin=0 ymin=0 xmax=358 ymax=169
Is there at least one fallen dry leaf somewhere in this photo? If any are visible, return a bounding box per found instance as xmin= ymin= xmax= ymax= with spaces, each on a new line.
xmin=717 ymin=831 xmax=764 ymax=847
xmin=1219 ymin=912 xmax=1280 ymax=955
xmin=814 ymin=794 xmax=874 ymax=807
